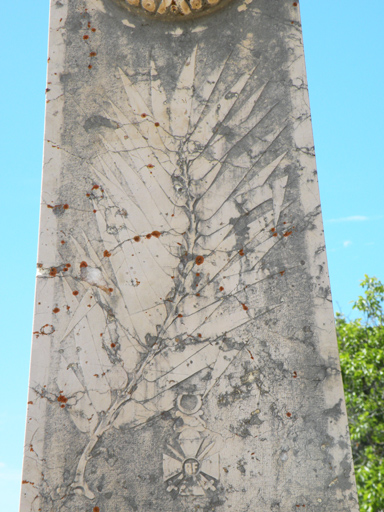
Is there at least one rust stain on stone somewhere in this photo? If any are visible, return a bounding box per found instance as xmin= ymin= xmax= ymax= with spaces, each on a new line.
xmin=195 ymin=255 xmax=204 ymax=265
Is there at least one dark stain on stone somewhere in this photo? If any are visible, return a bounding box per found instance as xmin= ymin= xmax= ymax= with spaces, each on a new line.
xmin=145 ymin=333 xmax=158 ymax=347
xmin=237 ymin=459 xmax=246 ymax=475
xmin=324 ymin=399 xmax=344 ymax=421
xmin=202 ymin=494 xmax=226 ymax=512
xmin=220 ymin=337 xmax=245 ymax=352
xmin=84 ymin=115 xmax=119 ymax=132
xmin=243 ymin=411 xmax=263 ymax=427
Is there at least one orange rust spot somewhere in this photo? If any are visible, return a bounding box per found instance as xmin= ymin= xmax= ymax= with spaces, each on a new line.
xmin=271 ymin=227 xmax=276 ymax=232
xmin=80 ymin=261 xmax=88 ymax=268
xmin=272 ymin=233 xmax=278 ymax=237
xmin=171 ymin=276 xmax=175 ymax=279
xmin=53 ymin=307 xmax=60 ymax=314
xmin=286 ymin=412 xmax=292 ymax=417
xmin=88 ymin=65 xmax=93 ymax=69
xmin=88 ymin=22 xmax=91 ymax=27
xmin=134 ymin=235 xmax=141 ymax=242
xmin=66 ymin=263 xmax=71 ymax=268
xmin=219 ymin=286 xmax=224 ymax=291
xmin=104 ymin=250 xmax=111 ymax=257
xmin=93 ymin=209 xmax=97 ymax=213
xmin=83 ymin=35 xmax=89 ymax=40
xmin=86 ymin=193 xmax=91 ymax=197
xmin=90 ymin=51 xmax=97 ymax=57
xmin=73 ymin=291 xmax=79 ymax=296
xmin=196 ymin=293 xmax=200 ymax=296
xmin=63 ymin=268 xmax=68 ymax=272
xmin=141 ymin=113 xmax=147 ymax=118
xmin=242 ymin=303 xmax=248 ymax=311
xmin=239 ymin=249 xmax=245 ymax=256
xmin=146 ymin=233 xmax=152 ymax=239
xmin=57 ymin=395 xmax=68 ymax=404
xmin=293 ymin=2 xmax=298 ymax=5
xmin=61 ymin=240 xmax=65 ymax=244
xmin=293 ymin=371 xmax=297 ymax=378
xmin=247 ymin=349 xmax=254 ymax=360
xmin=91 ymin=28 xmax=96 ymax=32
xmin=94 ymin=507 xmax=100 ymax=512
xmin=22 ymin=480 xmax=34 ymax=485
xmin=177 ymin=314 xmax=183 ymax=318
xmin=198 ymin=333 xmax=202 ymax=338
xmin=152 ymin=230 xmax=161 ymax=238
xmin=108 ymin=287 xmax=114 ymax=293
xmin=92 ymin=185 xmax=99 ymax=190
xmin=66 ymin=306 xmax=70 ymax=310
xmin=195 ymin=255 xmax=204 ymax=265
xmin=111 ymin=343 xmax=116 ymax=348
xmin=155 ymin=122 xmax=160 ymax=127
xmin=196 ymin=273 xmax=200 ymax=277
xmin=279 ymin=271 xmax=285 ymax=276
xmin=63 ymin=204 xmax=69 ymax=210
xmin=283 ymin=230 xmax=293 ymax=237
xmin=50 ymin=267 xmax=57 ymax=277
xmin=147 ymin=164 xmax=154 ymax=169
xmin=28 ymin=401 xmax=33 ymax=405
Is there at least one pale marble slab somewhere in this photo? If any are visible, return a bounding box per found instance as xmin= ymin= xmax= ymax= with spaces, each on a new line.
xmin=20 ymin=0 xmax=359 ymax=511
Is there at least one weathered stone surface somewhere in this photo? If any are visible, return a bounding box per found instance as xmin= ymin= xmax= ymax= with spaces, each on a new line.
xmin=21 ymin=1 xmax=359 ymax=511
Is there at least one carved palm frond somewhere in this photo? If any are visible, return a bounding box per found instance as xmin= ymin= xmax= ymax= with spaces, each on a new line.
xmin=52 ymin=46 xmax=289 ymax=498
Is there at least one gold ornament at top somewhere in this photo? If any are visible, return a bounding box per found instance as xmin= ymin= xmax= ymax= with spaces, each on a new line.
xmin=121 ymin=0 xmax=230 ymax=18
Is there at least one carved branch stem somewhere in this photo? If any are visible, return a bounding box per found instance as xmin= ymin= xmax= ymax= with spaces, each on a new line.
xmin=72 ymin=163 xmax=198 ymax=499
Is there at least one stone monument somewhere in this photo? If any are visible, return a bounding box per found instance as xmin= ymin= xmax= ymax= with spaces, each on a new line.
xmin=20 ymin=0 xmax=359 ymax=510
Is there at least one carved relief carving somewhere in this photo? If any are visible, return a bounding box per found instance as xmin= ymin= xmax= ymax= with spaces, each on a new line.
xmin=163 ymin=394 xmax=220 ymax=497
xmin=116 ymin=0 xmax=231 ymax=18
xmin=34 ymin=46 xmax=290 ymax=503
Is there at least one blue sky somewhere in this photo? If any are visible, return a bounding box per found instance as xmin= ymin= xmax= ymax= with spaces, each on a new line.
xmin=1 ymin=1 xmax=383 ymax=509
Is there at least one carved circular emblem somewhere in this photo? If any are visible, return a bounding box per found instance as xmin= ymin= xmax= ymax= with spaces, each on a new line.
xmin=176 ymin=394 xmax=202 ymax=415
xmin=117 ymin=0 xmax=231 ymax=18
xmin=183 ymin=458 xmax=200 ymax=476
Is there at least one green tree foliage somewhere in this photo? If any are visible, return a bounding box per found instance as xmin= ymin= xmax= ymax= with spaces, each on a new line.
xmin=336 ymin=276 xmax=384 ymax=512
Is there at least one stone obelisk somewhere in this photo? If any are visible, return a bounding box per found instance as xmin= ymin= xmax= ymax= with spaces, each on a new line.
xmin=21 ymin=0 xmax=359 ymax=510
